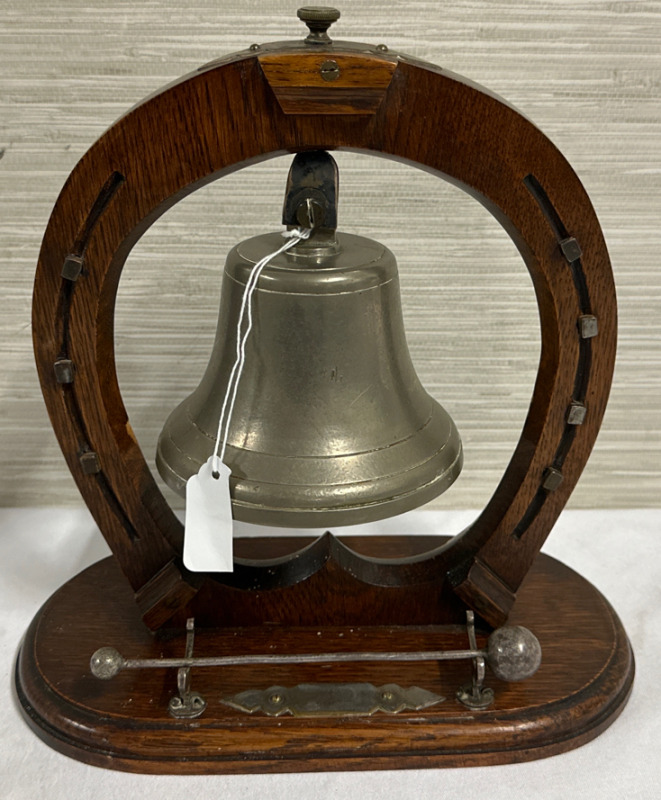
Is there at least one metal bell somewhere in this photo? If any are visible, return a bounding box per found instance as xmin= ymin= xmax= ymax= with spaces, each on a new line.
xmin=156 ymin=152 xmax=462 ymax=527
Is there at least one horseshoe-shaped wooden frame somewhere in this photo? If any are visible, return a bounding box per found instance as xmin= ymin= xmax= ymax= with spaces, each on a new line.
xmin=33 ymin=41 xmax=616 ymax=630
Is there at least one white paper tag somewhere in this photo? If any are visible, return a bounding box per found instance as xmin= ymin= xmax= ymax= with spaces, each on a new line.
xmin=184 ymin=457 xmax=234 ymax=573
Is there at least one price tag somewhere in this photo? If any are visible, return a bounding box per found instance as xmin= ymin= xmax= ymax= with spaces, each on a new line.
xmin=183 ymin=457 xmax=234 ymax=573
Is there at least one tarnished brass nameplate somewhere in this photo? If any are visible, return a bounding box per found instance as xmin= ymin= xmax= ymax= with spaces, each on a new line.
xmin=221 ymin=683 xmax=445 ymax=717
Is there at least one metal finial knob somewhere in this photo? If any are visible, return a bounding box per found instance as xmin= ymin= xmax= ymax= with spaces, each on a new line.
xmin=297 ymin=6 xmax=341 ymax=44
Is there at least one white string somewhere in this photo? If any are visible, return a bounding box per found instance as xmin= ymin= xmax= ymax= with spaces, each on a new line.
xmin=211 ymin=228 xmax=311 ymax=476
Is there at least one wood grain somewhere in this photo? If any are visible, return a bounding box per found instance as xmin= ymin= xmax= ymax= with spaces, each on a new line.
xmin=15 ymin=541 xmax=634 ymax=773
xmin=259 ymin=50 xmax=397 ymax=114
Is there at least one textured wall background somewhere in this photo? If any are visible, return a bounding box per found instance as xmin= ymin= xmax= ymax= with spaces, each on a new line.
xmin=1 ymin=0 xmax=659 ymax=513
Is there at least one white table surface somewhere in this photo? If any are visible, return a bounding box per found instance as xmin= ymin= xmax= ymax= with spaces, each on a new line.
xmin=2 ymin=507 xmax=660 ymax=800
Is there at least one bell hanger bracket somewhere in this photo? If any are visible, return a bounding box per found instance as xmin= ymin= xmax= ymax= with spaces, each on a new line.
xmin=282 ymin=149 xmax=338 ymax=231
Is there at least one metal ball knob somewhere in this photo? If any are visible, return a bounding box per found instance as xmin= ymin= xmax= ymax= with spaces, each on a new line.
xmin=487 ymin=626 xmax=542 ymax=682
xmin=90 ymin=646 xmax=126 ymax=680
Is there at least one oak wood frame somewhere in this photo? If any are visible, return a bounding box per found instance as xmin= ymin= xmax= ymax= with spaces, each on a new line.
xmin=32 ymin=40 xmax=616 ymax=630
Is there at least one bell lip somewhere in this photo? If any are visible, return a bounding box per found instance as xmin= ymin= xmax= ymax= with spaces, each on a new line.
xmin=227 ymin=443 xmax=463 ymax=528
xmin=156 ymin=436 xmax=463 ymax=529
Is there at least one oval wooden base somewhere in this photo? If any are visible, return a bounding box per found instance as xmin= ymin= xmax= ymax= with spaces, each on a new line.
xmin=15 ymin=539 xmax=633 ymax=774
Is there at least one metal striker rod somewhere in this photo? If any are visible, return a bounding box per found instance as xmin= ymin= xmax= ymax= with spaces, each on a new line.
xmin=109 ymin=648 xmax=488 ymax=674
xmin=91 ymin=612 xmax=542 ymax=684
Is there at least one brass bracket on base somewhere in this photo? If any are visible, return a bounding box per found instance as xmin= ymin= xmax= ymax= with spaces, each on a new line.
xmin=167 ymin=618 xmax=207 ymax=719
xmin=455 ymin=611 xmax=495 ymax=709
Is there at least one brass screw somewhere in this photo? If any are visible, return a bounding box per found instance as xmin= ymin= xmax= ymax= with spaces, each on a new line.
xmin=269 ymin=693 xmax=283 ymax=704
xmin=376 ymin=43 xmax=389 ymax=52
xmin=296 ymin=198 xmax=324 ymax=228
xmin=320 ymin=59 xmax=340 ymax=81
xmin=381 ymin=690 xmax=395 ymax=701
